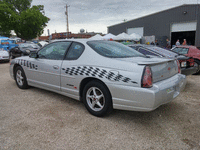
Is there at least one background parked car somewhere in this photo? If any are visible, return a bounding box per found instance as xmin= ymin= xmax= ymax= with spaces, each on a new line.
xmin=0 ymin=37 xmax=18 ymax=51
xmin=171 ymin=46 xmax=200 ymax=74
xmin=129 ymin=44 xmax=198 ymax=75
xmin=0 ymin=50 xmax=10 ymax=62
xmin=9 ymin=43 xmax=40 ymax=59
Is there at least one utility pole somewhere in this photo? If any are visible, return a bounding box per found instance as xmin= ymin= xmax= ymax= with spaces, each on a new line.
xmin=65 ymin=4 xmax=70 ymax=39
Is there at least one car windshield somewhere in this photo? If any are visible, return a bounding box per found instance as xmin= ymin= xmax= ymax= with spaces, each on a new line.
xmin=1 ymin=40 xmax=9 ymax=44
xmin=148 ymin=46 xmax=178 ymax=57
xmin=30 ymin=44 xmax=40 ymax=48
xmin=172 ymin=47 xmax=189 ymax=55
xmin=87 ymin=41 xmax=145 ymax=58
xmin=8 ymin=40 xmax=16 ymax=44
xmin=19 ymin=43 xmax=40 ymax=49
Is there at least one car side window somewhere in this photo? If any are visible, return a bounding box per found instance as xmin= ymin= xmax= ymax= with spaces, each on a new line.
xmin=27 ymin=45 xmax=32 ymax=48
xmin=38 ymin=42 xmax=71 ymax=60
xmin=138 ymin=48 xmax=159 ymax=56
xmin=65 ymin=42 xmax=84 ymax=60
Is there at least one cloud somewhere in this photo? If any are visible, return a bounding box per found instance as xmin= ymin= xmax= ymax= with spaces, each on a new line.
xmin=31 ymin=0 xmax=199 ymax=36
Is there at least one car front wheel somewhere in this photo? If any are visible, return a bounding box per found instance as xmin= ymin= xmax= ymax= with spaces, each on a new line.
xmin=83 ymin=81 xmax=113 ymax=117
xmin=15 ymin=66 xmax=29 ymax=89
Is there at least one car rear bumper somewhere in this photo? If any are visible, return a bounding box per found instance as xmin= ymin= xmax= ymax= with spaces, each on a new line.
xmin=107 ymin=73 xmax=186 ymax=112
xmin=181 ymin=66 xmax=198 ymax=75
xmin=0 ymin=56 xmax=10 ymax=61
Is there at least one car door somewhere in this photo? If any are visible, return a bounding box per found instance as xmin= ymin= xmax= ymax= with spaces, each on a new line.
xmin=60 ymin=42 xmax=85 ymax=98
xmin=27 ymin=41 xmax=71 ymax=91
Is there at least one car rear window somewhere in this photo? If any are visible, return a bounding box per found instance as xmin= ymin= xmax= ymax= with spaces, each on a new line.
xmin=87 ymin=41 xmax=145 ymax=58
xmin=149 ymin=46 xmax=178 ymax=57
xmin=138 ymin=48 xmax=160 ymax=56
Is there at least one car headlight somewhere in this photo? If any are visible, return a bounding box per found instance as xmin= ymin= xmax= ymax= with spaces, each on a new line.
xmin=181 ymin=61 xmax=187 ymax=67
xmin=26 ymin=49 xmax=31 ymax=54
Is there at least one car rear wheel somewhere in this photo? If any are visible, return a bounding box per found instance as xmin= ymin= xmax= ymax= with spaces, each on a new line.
xmin=15 ymin=66 xmax=29 ymax=89
xmin=193 ymin=60 xmax=200 ymax=75
xmin=82 ymin=81 xmax=113 ymax=117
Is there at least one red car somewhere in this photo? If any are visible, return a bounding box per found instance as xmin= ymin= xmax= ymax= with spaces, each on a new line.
xmin=172 ymin=46 xmax=200 ymax=74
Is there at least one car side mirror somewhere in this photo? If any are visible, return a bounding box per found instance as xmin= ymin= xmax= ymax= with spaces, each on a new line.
xmin=29 ymin=52 xmax=38 ymax=58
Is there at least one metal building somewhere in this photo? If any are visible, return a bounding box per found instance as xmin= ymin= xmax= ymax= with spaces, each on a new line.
xmin=107 ymin=4 xmax=200 ymax=47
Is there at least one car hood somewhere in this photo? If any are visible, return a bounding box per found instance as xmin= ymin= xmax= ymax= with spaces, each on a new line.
xmin=0 ymin=51 xmax=9 ymax=56
xmin=21 ymin=48 xmax=39 ymax=51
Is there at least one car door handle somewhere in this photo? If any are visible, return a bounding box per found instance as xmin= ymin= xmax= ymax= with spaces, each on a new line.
xmin=53 ymin=65 xmax=59 ymax=70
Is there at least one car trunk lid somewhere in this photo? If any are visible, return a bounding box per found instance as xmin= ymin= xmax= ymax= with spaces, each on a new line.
xmin=116 ymin=57 xmax=178 ymax=83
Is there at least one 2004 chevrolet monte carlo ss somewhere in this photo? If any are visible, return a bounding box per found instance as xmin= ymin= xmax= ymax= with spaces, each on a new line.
xmin=10 ymin=39 xmax=186 ymax=117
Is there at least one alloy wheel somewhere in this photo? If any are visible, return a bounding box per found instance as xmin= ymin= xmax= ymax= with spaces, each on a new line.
xmin=16 ymin=70 xmax=24 ymax=86
xmin=86 ymin=87 xmax=105 ymax=112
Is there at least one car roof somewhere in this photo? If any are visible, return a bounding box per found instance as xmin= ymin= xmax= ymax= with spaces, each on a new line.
xmin=50 ymin=38 xmax=93 ymax=43
xmin=129 ymin=44 xmax=179 ymax=57
xmin=175 ymin=45 xmax=196 ymax=48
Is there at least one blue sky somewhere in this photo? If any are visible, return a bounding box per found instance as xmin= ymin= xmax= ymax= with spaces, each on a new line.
xmin=31 ymin=0 xmax=199 ymax=36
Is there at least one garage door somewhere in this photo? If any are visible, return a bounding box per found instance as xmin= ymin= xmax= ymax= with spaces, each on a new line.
xmin=171 ymin=22 xmax=197 ymax=32
xmin=127 ymin=27 xmax=144 ymax=36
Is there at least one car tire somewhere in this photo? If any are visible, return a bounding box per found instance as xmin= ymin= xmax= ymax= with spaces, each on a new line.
xmin=82 ymin=80 xmax=113 ymax=117
xmin=15 ymin=66 xmax=29 ymax=89
xmin=193 ymin=60 xmax=200 ymax=75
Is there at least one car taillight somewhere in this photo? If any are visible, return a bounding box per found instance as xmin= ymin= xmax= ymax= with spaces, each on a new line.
xmin=141 ymin=66 xmax=152 ymax=88
xmin=190 ymin=62 xmax=194 ymax=66
xmin=176 ymin=60 xmax=181 ymax=73
xmin=188 ymin=58 xmax=194 ymax=66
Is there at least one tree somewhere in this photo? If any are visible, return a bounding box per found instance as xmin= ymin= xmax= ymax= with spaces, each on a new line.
xmin=0 ymin=1 xmax=16 ymax=36
xmin=0 ymin=0 xmax=49 ymax=40
xmin=2 ymin=0 xmax=32 ymax=14
xmin=14 ymin=6 xmax=49 ymax=40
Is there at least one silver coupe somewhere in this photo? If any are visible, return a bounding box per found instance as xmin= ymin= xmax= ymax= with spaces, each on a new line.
xmin=10 ymin=39 xmax=186 ymax=116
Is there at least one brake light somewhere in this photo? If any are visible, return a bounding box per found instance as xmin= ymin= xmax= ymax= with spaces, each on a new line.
xmin=141 ymin=66 xmax=152 ymax=88
xmin=188 ymin=59 xmax=194 ymax=66
xmin=176 ymin=60 xmax=181 ymax=73
xmin=190 ymin=62 xmax=194 ymax=66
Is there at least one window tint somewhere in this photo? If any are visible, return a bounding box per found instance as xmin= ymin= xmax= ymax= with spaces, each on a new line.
xmin=65 ymin=42 xmax=84 ymax=60
xmin=173 ymin=47 xmax=189 ymax=55
xmin=138 ymin=48 xmax=159 ymax=56
xmin=87 ymin=41 xmax=145 ymax=58
xmin=38 ymin=42 xmax=71 ymax=60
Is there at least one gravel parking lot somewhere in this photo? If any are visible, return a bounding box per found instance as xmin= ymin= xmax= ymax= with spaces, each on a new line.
xmin=0 ymin=62 xmax=200 ymax=150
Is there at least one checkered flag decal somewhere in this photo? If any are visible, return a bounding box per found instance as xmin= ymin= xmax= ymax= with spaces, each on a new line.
xmin=64 ymin=66 xmax=137 ymax=84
